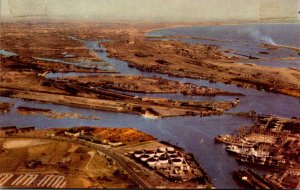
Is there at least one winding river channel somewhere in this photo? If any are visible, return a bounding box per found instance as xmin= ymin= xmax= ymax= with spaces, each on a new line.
xmin=1 ymin=23 xmax=300 ymax=188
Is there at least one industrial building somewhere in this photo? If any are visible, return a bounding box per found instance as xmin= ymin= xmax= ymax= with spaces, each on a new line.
xmin=0 ymin=126 xmax=35 ymax=135
xmin=131 ymin=146 xmax=197 ymax=181
xmin=0 ymin=126 xmax=17 ymax=135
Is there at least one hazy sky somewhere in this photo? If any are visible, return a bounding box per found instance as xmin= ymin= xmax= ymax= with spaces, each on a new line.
xmin=1 ymin=0 xmax=299 ymax=21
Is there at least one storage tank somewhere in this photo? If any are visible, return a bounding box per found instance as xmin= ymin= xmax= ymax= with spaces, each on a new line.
xmin=140 ymin=155 xmax=150 ymax=162
xmin=171 ymin=158 xmax=183 ymax=165
xmin=155 ymin=152 xmax=165 ymax=157
xmin=134 ymin=150 xmax=143 ymax=158
xmin=144 ymin=150 xmax=155 ymax=157
xmin=167 ymin=150 xmax=177 ymax=156
xmin=166 ymin=147 xmax=175 ymax=151
xmin=169 ymin=155 xmax=178 ymax=159
xmin=158 ymin=156 xmax=169 ymax=164
xmin=147 ymin=157 xmax=157 ymax=167
xmin=158 ymin=147 xmax=167 ymax=152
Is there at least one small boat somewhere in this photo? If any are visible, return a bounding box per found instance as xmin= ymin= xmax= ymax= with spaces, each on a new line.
xmin=225 ymin=145 xmax=249 ymax=155
xmin=225 ymin=145 xmax=241 ymax=154
xmin=142 ymin=112 xmax=160 ymax=119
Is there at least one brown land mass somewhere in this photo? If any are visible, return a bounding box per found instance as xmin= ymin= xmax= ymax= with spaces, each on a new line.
xmin=64 ymin=75 xmax=242 ymax=96
xmin=0 ymin=22 xmax=100 ymax=62
xmin=0 ymin=138 xmax=136 ymax=188
xmin=0 ymin=70 xmax=238 ymax=117
xmin=2 ymin=21 xmax=299 ymax=99
xmin=0 ymin=22 xmax=241 ymax=118
xmin=0 ymin=126 xmax=213 ymax=188
xmin=0 ymin=101 xmax=12 ymax=113
xmin=1 ymin=55 xmax=114 ymax=74
xmin=103 ymin=37 xmax=300 ymax=98
xmin=48 ymin=127 xmax=156 ymax=145
xmin=16 ymin=106 xmax=101 ymax=120
xmin=0 ymin=85 xmax=237 ymax=118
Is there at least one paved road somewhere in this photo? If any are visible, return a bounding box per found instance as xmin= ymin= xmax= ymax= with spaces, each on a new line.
xmin=0 ymin=135 xmax=152 ymax=189
xmin=83 ymin=140 xmax=152 ymax=188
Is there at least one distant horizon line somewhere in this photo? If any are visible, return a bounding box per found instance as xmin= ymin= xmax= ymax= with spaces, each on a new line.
xmin=1 ymin=16 xmax=299 ymax=24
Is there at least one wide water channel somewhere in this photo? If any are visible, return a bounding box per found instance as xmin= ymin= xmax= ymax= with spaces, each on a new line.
xmin=1 ymin=23 xmax=300 ymax=188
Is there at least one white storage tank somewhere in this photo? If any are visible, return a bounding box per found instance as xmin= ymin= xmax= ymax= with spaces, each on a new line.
xmin=167 ymin=150 xmax=177 ymax=156
xmin=140 ymin=155 xmax=150 ymax=162
xmin=158 ymin=147 xmax=167 ymax=152
xmin=134 ymin=150 xmax=143 ymax=158
xmin=158 ymin=156 xmax=169 ymax=164
xmin=155 ymin=152 xmax=165 ymax=157
xmin=144 ymin=150 xmax=155 ymax=157
xmin=147 ymin=157 xmax=157 ymax=167
xmin=169 ymin=155 xmax=178 ymax=159
xmin=166 ymin=147 xmax=175 ymax=151
xmin=171 ymin=158 xmax=183 ymax=165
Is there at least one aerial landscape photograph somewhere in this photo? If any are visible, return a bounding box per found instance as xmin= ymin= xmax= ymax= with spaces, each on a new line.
xmin=0 ymin=0 xmax=299 ymax=189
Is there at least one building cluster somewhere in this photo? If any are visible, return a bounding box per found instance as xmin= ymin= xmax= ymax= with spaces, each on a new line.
xmin=130 ymin=146 xmax=201 ymax=182
xmin=216 ymin=115 xmax=300 ymax=189
xmin=62 ymin=129 xmax=123 ymax=147
xmin=234 ymin=168 xmax=299 ymax=189
xmin=218 ymin=115 xmax=299 ymax=167
xmin=255 ymin=115 xmax=300 ymax=134
xmin=0 ymin=126 xmax=35 ymax=135
xmin=265 ymin=169 xmax=300 ymax=189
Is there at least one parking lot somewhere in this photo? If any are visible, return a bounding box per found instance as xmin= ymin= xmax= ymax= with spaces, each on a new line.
xmin=0 ymin=173 xmax=66 ymax=188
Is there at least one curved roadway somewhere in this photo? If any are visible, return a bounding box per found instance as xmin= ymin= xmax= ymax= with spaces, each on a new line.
xmin=0 ymin=135 xmax=152 ymax=189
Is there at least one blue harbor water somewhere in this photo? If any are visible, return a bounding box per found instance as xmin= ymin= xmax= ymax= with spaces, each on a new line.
xmin=1 ymin=23 xmax=300 ymax=188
